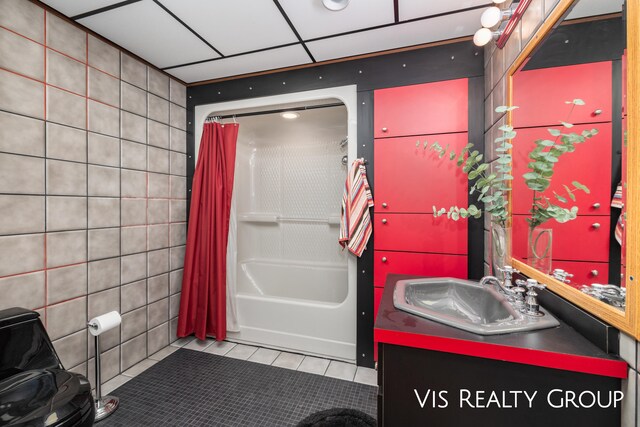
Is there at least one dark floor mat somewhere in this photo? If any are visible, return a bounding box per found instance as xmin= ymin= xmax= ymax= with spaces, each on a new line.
xmin=99 ymin=348 xmax=377 ymax=427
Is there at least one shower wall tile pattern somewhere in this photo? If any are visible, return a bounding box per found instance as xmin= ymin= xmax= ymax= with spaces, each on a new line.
xmin=0 ymin=0 xmax=187 ymax=387
xmin=237 ymin=138 xmax=348 ymax=265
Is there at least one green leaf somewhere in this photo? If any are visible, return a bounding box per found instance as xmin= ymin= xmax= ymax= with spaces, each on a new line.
xmin=449 ymin=151 xmax=456 ymax=160
xmin=548 ymin=128 xmax=562 ymax=137
xmin=498 ymin=125 xmax=514 ymax=132
xmin=495 ymin=105 xmax=519 ymax=113
xmin=536 ymin=139 xmax=555 ymax=147
xmin=468 ymin=205 xmax=479 ymax=215
xmin=560 ymin=121 xmax=574 ymax=128
xmin=563 ymin=185 xmax=576 ymax=201
xmin=553 ymin=192 xmax=567 ymax=203
xmin=523 ymin=172 xmax=540 ymax=180
xmin=572 ymin=181 xmax=591 ymax=194
xmin=416 ymin=140 xmax=420 ymax=147
xmin=572 ymin=99 xmax=586 ymax=106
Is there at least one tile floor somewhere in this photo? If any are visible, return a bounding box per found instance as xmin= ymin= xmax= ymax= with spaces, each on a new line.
xmin=100 ymin=345 xmax=377 ymax=426
xmin=102 ymin=336 xmax=377 ymax=395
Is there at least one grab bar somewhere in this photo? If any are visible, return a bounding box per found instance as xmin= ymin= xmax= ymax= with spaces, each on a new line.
xmin=238 ymin=214 xmax=340 ymax=225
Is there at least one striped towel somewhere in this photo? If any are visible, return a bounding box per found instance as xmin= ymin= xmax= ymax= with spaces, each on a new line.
xmin=339 ymin=158 xmax=374 ymax=257
xmin=611 ymin=182 xmax=624 ymax=246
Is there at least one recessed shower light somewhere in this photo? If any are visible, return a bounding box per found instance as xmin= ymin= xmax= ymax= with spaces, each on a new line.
xmin=322 ymin=0 xmax=350 ymax=11
xmin=281 ymin=112 xmax=300 ymax=119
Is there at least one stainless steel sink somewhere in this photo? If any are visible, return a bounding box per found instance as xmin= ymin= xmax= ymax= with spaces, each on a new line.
xmin=393 ymin=278 xmax=559 ymax=335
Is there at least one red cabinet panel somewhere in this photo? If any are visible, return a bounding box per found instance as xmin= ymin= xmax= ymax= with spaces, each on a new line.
xmin=374 ymin=251 xmax=467 ymax=287
xmin=374 ymin=79 xmax=468 ymax=138
xmin=512 ymin=215 xmax=610 ymax=263
xmin=374 ymin=214 xmax=468 ymax=254
xmin=511 ymin=123 xmax=612 ymax=215
xmin=551 ymin=260 xmax=610 ymax=288
xmin=512 ymin=62 xmax=612 ymax=127
xmin=374 ymin=133 xmax=468 ymax=213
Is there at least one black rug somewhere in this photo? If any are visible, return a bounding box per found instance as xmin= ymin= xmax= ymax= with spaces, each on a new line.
xmin=100 ymin=348 xmax=377 ymax=427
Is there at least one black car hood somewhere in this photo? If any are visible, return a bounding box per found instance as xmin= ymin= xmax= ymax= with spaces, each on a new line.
xmin=0 ymin=368 xmax=92 ymax=426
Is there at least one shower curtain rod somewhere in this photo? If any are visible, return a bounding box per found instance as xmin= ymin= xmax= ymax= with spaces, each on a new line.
xmin=208 ymin=102 xmax=344 ymax=120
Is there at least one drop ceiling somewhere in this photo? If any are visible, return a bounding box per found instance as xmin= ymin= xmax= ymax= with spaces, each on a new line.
xmin=39 ymin=0 xmax=621 ymax=84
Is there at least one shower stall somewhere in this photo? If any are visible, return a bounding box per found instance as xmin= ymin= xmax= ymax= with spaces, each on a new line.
xmin=194 ymin=87 xmax=358 ymax=362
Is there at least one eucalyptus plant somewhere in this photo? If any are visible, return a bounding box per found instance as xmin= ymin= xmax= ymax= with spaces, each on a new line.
xmin=427 ymin=100 xmax=598 ymax=229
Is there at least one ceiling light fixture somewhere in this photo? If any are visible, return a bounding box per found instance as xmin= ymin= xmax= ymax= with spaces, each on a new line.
xmin=322 ymin=0 xmax=350 ymax=11
xmin=492 ymin=0 xmax=508 ymax=4
xmin=281 ymin=112 xmax=300 ymax=119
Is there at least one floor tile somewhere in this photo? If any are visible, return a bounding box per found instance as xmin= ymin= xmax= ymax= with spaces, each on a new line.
xmin=101 ymin=374 xmax=131 ymax=395
xmin=297 ymin=356 xmax=330 ymax=376
xmin=170 ymin=336 xmax=195 ymax=347
xmin=325 ymin=360 xmax=357 ymax=381
xmin=272 ymin=351 xmax=305 ymax=370
xmin=204 ymin=340 xmax=236 ymax=355
xmin=184 ymin=338 xmax=215 ymax=351
xmin=148 ymin=345 xmax=179 ymax=361
xmin=224 ymin=343 xmax=258 ymax=360
xmin=354 ymin=366 xmax=378 ymax=386
xmin=122 ymin=358 xmax=158 ymax=378
xmin=248 ymin=347 xmax=280 ymax=365
xmin=97 ymin=348 xmax=376 ymax=426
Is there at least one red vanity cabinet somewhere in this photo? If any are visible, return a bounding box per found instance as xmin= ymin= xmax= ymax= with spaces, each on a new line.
xmin=373 ymin=213 xmax=467 ymax=254
xmin=373 ymin=78 xmax=468 ymax=138
xmin=551 ymin=260 xmax=610 ymax=288
xmin=372 ymin=79 xmax=470 ymax=360
xmin=374 ymin=133 xmax=469 ymax=213
xmin=512 ymin=214 xmax=611 ymax=263
xmin=511 ymin=123 xmax=613 ymax=216
xmin=374 ymin=251 xmax=467 ymax=287
xmin=512 ymin=61 xmax=612 ymax=128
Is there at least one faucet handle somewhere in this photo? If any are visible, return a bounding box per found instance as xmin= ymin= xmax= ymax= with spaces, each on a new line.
xmin=525 ymin=278 xmax=546 ymax=291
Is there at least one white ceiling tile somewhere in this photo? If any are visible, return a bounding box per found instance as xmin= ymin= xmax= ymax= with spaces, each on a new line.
xmin=40 ymin=0 xmax=126 ymax=17
xmin=167 ymin=44 xmax=311 ymax=83
xmin=307 ymin=8 xmax=483 ymax=62
xmin=278 ymin=0 xmax=394 ymax=40
xmin=160 ymin=0 xmax=298 ymax=55
xmin=566 ymin=0 xmax=623 ymax=20
xmin=399 ymin=0 xmax=488 ymax=21
xmin=78 ymin=0 xmax=218 ymax=68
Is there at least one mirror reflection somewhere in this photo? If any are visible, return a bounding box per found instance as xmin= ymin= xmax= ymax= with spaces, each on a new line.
xmin=510 ymin=0 xmax=626 ymax=309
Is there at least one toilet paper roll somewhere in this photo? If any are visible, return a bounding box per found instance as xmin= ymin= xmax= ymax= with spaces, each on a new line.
xmin=88 ymin=311 xmax=121 ymax=336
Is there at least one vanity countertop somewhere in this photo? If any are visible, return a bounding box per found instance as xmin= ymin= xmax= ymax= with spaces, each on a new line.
xmin=374 ymin=274 xmax=627 ymax=379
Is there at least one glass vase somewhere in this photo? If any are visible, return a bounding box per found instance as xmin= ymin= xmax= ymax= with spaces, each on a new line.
xmin=491 ymin=225 xmax=511 ymax=280
xmin=527 ymin=227 xmax=552 ymax=274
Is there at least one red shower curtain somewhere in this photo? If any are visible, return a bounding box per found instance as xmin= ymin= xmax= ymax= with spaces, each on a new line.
xmin=177 ymin=121 xmax=239 ymax=341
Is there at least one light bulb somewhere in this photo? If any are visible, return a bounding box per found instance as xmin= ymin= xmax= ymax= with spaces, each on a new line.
xmin=473 ymin=28 xmax=494 ymax=47
xmin=281 ymin=112 xmax=300 ymax=119
xmin=481 ymin=6 xmax=503 ymax=28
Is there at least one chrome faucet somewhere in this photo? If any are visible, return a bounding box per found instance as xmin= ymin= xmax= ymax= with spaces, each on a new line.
xmin=515 ymin=278 xmax=546 ymax=316
xmin=480 ymin=265 xmax=519 ymax=298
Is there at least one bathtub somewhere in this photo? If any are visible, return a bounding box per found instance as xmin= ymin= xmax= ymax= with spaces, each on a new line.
xmin=227 ymin=259 xmax=356 ymax=361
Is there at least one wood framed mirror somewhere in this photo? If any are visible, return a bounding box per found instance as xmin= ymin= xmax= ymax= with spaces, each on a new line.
xmin=506 ymin=0 xmax=638 ymax=336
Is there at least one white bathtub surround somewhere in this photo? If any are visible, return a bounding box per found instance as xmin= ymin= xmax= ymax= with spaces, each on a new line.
xmin=205 ymin=340 xmax=236 ymax=355
xmin=123 ymin=359 xmax=158 ymax=377
xmin=272 ymin=352 xmax=305 ymax=370
xmin=297 ymin=356 xmax=331 ymax=375
xmin=354 ymin=367 xmax=378 ymax=386
xmin=184 ymin=338 xmax=215 ymax=351
xmin=195 ymin=86 xmax=358 ymax=362
xmin=248 ymin=347 xmax=281 ymax=365
xmin=325 ymin=360 xmax=357 ymax=381
xmin=225 ymin=344 xmax=259 ymax=360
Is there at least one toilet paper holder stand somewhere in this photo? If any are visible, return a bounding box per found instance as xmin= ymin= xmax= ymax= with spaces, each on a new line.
xmin=88 ymin=320 xmax=120 ymax=422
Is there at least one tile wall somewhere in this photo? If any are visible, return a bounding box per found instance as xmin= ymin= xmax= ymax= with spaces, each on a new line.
xmin=0 ymin=0 xmax=187 ymax=387
xmin=483 ymin=0 xmax=638 ymax=425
